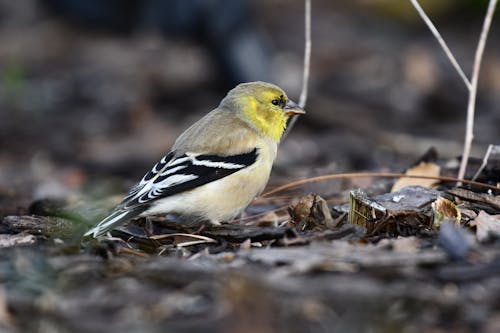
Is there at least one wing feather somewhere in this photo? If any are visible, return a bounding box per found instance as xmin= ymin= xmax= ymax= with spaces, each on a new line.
xmin=123 ymin=148 xmax=259 ymax=209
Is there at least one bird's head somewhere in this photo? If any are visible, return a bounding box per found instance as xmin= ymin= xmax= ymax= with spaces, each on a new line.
xmin=220 ymin=81 xmax=305 ymax=142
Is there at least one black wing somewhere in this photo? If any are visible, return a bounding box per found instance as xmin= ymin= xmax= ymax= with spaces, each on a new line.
xmin=121 ymin=150 xmax=176 ymax=202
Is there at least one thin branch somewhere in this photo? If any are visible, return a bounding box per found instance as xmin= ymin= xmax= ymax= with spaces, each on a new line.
xmin=410 ymin=0 xmax=471 ymax=90
xmin=262 ymin=172 xmax=499 ymax=198
xmin=282 ymin=0 xmax=311 ymax=140
xmin=457 ymin=0 xmax=498 ymax=182
xmin=471 ymin=144 xmax=497 ymax=181
xmin=298 ymin=0 xmax=311 ymax=108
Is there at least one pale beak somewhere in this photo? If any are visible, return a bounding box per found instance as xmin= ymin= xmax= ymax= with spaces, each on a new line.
xmin=284 ymin=99 xmax=306 ymax=116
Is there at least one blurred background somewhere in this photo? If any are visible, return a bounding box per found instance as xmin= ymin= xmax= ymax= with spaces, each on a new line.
xmin=0 ymin=0 xmax=499 ymax=216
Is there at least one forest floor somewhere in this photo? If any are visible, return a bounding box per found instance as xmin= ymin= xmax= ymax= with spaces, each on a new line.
xmin=1 ymin=1 xmax=500 ymax=332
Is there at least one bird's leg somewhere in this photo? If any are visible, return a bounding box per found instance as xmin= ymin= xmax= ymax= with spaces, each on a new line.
xmin=143 ymin=217 xmax=161 ymax=248
xmin=143 ymin=217 xmax=155 ymax=236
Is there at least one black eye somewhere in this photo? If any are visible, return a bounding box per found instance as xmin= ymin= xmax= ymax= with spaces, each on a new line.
xmin=271 ymin=99 xmax=279 ymax=106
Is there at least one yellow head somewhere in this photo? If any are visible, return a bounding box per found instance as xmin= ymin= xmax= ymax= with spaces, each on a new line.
xmin=220 ymin=81 xmax=305 ymax=142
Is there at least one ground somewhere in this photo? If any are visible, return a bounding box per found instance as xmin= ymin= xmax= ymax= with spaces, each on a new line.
xmin=0 ymin=1 xmax=500 ymax=332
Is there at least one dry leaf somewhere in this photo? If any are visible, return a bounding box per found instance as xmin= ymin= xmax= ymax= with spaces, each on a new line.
xmin=473 ymin=210 xmax=500 ymax=242
xmin=392 ymin=161 xmax=440 ymax=192
xmin=432 ymin=197 xmax=461 ymax=227
xmin=288 ymin=194 xmax=336 ymax=231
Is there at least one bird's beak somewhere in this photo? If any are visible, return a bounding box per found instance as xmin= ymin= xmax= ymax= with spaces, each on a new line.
xmin=284 ymin=100 xmax=306 ymax=116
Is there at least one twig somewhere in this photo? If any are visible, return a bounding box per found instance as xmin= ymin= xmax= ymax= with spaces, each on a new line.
xmin=282 ymin=0 xmax=311 ymax=140
xmin=410 ymin=0 xmax=497 ymax=183
xmin=262 ymin=172 xmax=499 ymax=197
xmin=472 ymin=144 xmax=500 ymax=181
xmin=409 ymin=0 xmax=471 ymax=89
xmin=298 ymin=0 xmax=311 ymax=109
xmin=457 ymin=0 xmax=498 ymax=182
xmin=150 ymin=233 xmax=216 ymax=242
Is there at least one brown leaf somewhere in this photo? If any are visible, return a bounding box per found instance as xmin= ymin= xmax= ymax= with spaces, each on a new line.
xmin=473 ymin=210 xmax=500 ymax=242
xmin=392 ymin=161 xmax=440 ymax=192
xmin=288 ymin=194 xmax=336 ymax=231
xmin=432 ymin=197 xmax=461 ymax=227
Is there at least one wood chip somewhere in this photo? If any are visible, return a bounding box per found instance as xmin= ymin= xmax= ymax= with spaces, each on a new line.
xmin=447 ymin=188 xmax=500 ymax=211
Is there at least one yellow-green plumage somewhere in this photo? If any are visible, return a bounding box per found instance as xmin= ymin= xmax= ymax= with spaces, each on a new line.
xmin=222 ymin=82 xmax=291 ymax=142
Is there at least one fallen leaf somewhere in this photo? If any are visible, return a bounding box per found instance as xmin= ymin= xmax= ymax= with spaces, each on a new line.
xmin=432 ymin=197 xmax=461 ymax=227
xmin=288 ymin=194 xmax=336 ymax=231
xmin=473 ymin=210 xmax=500 ymax=242
xmin=392 ymin=161 xmax=440 ymax=192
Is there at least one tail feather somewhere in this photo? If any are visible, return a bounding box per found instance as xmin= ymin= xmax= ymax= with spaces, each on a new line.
xmin=84 ymin=207 xmax=145 ymax=238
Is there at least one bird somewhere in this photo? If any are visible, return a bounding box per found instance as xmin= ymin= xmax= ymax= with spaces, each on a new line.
xmin=84 ymin=81 xmax=305 ymax=238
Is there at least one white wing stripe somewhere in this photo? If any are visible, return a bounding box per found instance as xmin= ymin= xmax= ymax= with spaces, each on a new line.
xmin=152 ymin=162 xmax=162 ymax=173
xmin=96 ymin=210 xmax=129 ymax=230
xmin=191 ymin=159 xmax=245 ymax=169
xmin=155 ymin=174 xmax=198 ymax=188
xmin=160 ymin=165 xmax=187 ymax=176
xmin=168 ymin=156 xmax=190 ymax=167
xmin=137 ymin=174 xmax=198 ymax=203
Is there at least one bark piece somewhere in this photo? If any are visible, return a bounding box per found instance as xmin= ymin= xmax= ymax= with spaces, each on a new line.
xmin=349 ymin=186 xmax=440 ymax=236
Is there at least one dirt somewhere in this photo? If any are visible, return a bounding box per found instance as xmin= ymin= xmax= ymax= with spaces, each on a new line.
xmin=1 ymin=1 xmax=500 ymax=332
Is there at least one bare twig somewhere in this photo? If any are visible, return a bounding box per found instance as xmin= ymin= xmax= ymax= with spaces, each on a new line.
xmin=282 ymin=0 xmax=311 ymax=140
xmin=298 ymin=0 xmax=311 ymax=108
xmin=150 ymin=233 xmax=216 ymax=242
xmin=457 ymin=0 xmax=498 ymax=182
xmin=472 ymin=144 xmax=500 ymax=181
xmin=409 ymin=0 xmax=471 ymax=89
xmin=262 ymin=172 xmax=499 ymax=197
xmin=410 ymin=0 xmax=497 ymax=183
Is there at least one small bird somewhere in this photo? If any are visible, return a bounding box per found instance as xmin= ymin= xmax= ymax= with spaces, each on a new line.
xmin=84 ymin=81 xmax=305 ymax=238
